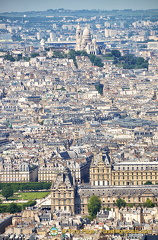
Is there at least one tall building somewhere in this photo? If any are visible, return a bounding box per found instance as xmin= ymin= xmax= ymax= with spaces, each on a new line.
xmin=75 ymin=24 xmax=98 ymax=55
xmin=105 ymin=28 xmax=117 ymax=38
xmin=51 ymin=168 xmax=76 ymax=214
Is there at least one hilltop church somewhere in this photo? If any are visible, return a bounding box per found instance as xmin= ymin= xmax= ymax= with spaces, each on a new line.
xmin=75 ymin=24 xmax=99 ymax=55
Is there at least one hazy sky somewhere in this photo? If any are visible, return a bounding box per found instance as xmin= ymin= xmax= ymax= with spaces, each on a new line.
xmin=0 ymin=0 xmax=158 ymax=12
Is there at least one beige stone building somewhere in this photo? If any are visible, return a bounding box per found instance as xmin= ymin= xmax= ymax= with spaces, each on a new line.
xmin=51 ymin=168 xmax=76 ymax=214
xmin=48 ymin=152 xmax=158 ymax=215
xmin=38 ymin=159 xmax=64 ymax=183
xmin=76 ymin=152 xmax=158 ymax=215
xmin=79 ymin=185 xmax=158 ymax=215
xmin=0 ymin=161 xmax=38 ymax=182
xmin=90 ymin=153 xmax=158 ymax=186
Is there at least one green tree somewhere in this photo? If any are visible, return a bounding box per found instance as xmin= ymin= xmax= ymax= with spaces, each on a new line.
xmin=0 ymin=205 xmax=8 ymax=213
xmin=144 ymin=181 xmax=152 ymax=185
xmin=94 ymin=57 xmax=104 ymax=67
xmin=127 ymin=203 xmax=134 ymax=208
xmin=52 ymin=50 xmax=66 ymax=58
xmin=115 ymin=198 xmax=126 ymax=209
xmin=4 ymin=54 xmax=15 ymax=62
xmin=89 ymin=54 xmax=96 ymax=64
xmin=111 ymin=50 xmax=121 ymax=58
xmin=30 ymin=52 xmax=40 ymax=58
xmin=89 ymin=54 xmax=104 ymax=67
xmin=136 ymin=57 xmax=145 ymax=65
xmin=7 ymin=203 xmax=22 ymax=213
xmin=23 ymin=200 xmax=36 ymax=208
xmin=95 ymin=84 xmax=103 ymax=95
xmin=23 ymin=56 xmax=30 ymax=61
xmin=2 ymin=186 xmax=14 ymax=200
xmin=143 ymin=198 xmax=155 ymax=208
xmin=68 ymin=50 xmax=78 ymax=68
xmin=76 ymin=50 xmax=88 ymax=56
xmin=88 ymin=195 xmax=101 ymax=219
xmin=0 ymin=182 xmax=51 ymax=192
xmin=16 ymin=54 xmax=22 ymax=61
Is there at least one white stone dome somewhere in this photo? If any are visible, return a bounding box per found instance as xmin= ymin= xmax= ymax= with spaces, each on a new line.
xmin=83 ymin=26 xmax=91 ymax=40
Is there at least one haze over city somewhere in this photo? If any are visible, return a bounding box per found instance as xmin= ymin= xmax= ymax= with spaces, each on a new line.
xmin=0 ymin=0 xmax=158 ymax=12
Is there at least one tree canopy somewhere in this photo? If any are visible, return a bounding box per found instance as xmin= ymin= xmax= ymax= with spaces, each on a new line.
xmin=2 ymin=185 xmax=14 ymax=200
xmin=0 ymin=200 xmax=36 ymax=213
xmin=144 ymin=181 xmax=152 ymax=185
xmin=4 ymin=54 xmax=15 ymax=62
xmin=89 ymin=54 xmax=104 ymax=67
xmin=115 ymin=198 xmax=126 ymax=209
xmin=111 ymin=49 xmax=121 ymax=58
xmin=68 ymin=50 xmax=104 ymax=68
xmin=104 ymin=50 xmax=148 ymax=69
xmin=95 ymin=84 xmax=104 ymax=95
xmin=52 ymin=50 xmax=66 ymax=58
xmin=143 ymin=198 xmax=155 ymax=208
xmin=30 ymin=52 xmax=40 ymax=58
xmin=7 ymin=203 xmax=22 ymax=213
xmin=88 ymin=195 xmax=101 ymax=219
xmin=0 ymin=182 xmax=51 ymax=192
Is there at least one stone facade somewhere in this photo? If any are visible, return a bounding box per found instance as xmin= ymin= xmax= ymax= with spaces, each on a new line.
xmin=0 ymin=161 xmax=38 ymax=182
xmin=51 ymin=168 xmax=76 ymax=214
xmin=50 ymin=152 xmax=158 ymax=215
xmin=79 ymin=185 xmax=158 ymax=215
xmin=75 ymin=24 xmax=98 ymax=55
xmin=90 ymin=153 xmax=158 ymax=186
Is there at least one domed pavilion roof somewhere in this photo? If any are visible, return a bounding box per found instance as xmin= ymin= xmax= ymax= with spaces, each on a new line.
xmin=82 ymin=26 xmax=91 ymax=40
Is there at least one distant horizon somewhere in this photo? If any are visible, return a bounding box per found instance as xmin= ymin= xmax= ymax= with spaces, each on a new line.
xmin=1 ymin=8 xmax=158 ymax=13
xmin=0 ymin=0 xmax=158 ymax=13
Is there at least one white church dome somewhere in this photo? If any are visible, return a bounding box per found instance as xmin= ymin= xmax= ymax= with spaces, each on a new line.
xmin=83 ymin=26 xmax=91 ymax=40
